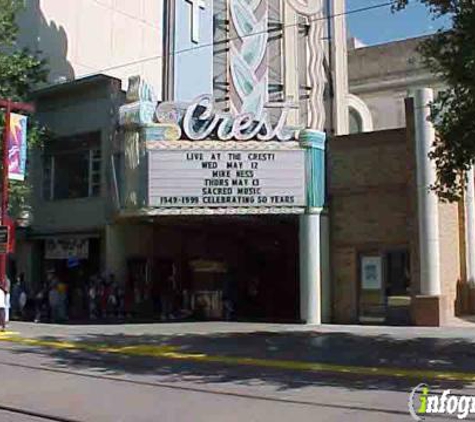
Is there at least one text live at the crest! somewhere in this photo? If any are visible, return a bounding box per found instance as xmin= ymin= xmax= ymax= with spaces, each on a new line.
xmin=148 ymin=149 xmax=306 ymax=208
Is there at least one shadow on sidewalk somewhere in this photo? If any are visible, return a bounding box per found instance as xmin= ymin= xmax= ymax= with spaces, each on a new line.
xmin=6 ymin=330 xmax=475 ymax=393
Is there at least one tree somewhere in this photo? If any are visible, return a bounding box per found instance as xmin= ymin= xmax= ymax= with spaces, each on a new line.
xmin=0 ymin=0 xmax=48 ymax=217
xmin=394 ymin=0 xmax=475 ymax=202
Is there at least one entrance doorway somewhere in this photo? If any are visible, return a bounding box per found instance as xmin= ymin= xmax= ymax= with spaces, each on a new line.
xmin=127 ymin=215 xmax=300 ymax=322
xmin=358 ymin=249 xmax=411 ymax=325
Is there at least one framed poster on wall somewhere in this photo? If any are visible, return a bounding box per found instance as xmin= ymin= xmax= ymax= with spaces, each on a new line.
xmin=361 ymin=256 xmax=383 ymax=291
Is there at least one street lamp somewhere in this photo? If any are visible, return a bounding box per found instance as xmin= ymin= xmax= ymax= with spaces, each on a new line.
xmin=0 ymin=99 xmax=35 ymax=289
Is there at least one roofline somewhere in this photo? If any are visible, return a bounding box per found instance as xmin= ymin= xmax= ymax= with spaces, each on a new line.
xmin=32 ymin=74 xmax=122 ymax=98
xmin=349 ymin=34 xmax=432 ymax=53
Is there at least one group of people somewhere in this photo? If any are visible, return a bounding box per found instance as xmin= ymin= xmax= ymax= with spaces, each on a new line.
xmin=0 ymin=275 xmax=29 ymax=331
xmin=33 ymin=272 xmax=123 ymax=323
xmin=87 ymin=273 xmax=124 ymax=320
xmin=34 ymin=272 xmax=68 ymax=323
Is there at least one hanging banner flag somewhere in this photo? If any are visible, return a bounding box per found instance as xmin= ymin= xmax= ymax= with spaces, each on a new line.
xmin=8 ymin=113 xmax=28 ymax=181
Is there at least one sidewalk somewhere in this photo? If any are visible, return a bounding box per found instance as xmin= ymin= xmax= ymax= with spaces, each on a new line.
xmin=2 ymin=321 xmax=475 ymax=382
xmin=6 ymin=320 xmax=475 ymax=340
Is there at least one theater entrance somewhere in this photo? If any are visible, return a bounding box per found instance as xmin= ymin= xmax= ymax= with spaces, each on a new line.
xmin=125 ymin=215 xmax=300 ymax=322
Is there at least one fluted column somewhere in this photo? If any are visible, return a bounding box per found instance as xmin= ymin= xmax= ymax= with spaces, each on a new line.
xmin=299 ymin=129 xmax=327 ymax=324
xmin=414 ymin=88 xmax=441 ymax=297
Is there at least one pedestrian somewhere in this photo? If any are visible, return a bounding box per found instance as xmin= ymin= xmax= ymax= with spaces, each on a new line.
xmin=160 ymin=274 xmax=175 ymax=321
xmin=117 ymin=285 xmax=125 ymax=318
xmin=48 ymin=278 xmax=60 ymax=322
xmin=223 ymin=268 xmax=237 ymax=321
xmin=18 ymin=286 xmax=27 ymax=320
xmin=0 ymin=281 xmax=6 ymax=331
xmin=57 ymin=279 xmax=68 ymax=321
xmin=34 ymin=286 xmax=45 ymax=323
xmin=4 ymin=276 xmax=11 ymax=326
xmin=106 ymin=274 xmax=118 ymax=318
xmin=10 ymin=277 xmax=21 ymax=319
xmin=88 ymin=281 xmax=96 ymax=319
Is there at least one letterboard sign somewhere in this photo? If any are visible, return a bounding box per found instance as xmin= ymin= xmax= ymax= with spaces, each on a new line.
xmin=148 ymin=149 xmax=306 ymax=209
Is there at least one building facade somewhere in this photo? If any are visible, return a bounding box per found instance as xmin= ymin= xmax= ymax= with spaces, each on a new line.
xmin=15 ymin=3 xmax=469 ymax=326
xmin=19 ymin=0 xmax=351 ymax=324
xmin=17 ymin=0 xmax=164 ymax=96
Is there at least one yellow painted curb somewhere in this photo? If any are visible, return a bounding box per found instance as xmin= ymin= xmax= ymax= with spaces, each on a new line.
xmin=0 ymin=333 xmax=473 ymax=382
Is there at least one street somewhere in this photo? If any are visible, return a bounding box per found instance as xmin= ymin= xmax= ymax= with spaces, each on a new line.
xmin=0 ymin=322 xmax=474 ymax=421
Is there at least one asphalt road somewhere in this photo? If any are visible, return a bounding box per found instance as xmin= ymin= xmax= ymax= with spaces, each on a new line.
xmin=0 ymin=342 xmax=466 ymax=421
xmin=2 ymin=322 xmax=475 ymax=421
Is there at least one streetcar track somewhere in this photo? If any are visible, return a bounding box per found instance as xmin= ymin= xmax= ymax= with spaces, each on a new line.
xmin=0 ymin=404 xmax=82 ymax=422
xmin=0 ymin=359 xmax=411 ymax=417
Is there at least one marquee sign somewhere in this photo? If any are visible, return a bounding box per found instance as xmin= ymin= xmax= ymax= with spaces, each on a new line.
xmin=120 ymin=93 xmax=301 ymax=142
xmin=147 ymin=148 xmax=306 ymax=208
xmin=119 ymin=76 xmax=326 ymax=216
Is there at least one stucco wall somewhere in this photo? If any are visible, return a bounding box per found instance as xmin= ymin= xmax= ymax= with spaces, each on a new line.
xmin=17 ymin=0 xmax=163 ymax=96
xmin=348 ymin=36 xmax=442 ymax=131
xmin=105 ymin=223 xmax=155 ymax=284
xmin=31 ymin=76 xmax=122 ymax=233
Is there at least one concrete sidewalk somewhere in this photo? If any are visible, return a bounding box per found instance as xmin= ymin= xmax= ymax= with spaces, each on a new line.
xmin=6 ymin=320 xmax=475 ymax=341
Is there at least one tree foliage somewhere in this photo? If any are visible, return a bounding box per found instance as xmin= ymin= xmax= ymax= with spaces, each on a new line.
xmin=0 ymin=0 xmax=49 ymax=216
xmin=394 ymin=0 xmax=475 ymax=202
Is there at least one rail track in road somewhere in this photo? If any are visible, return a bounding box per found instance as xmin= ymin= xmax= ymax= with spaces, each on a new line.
xmin=0 ymin=359 xmax=410 ymax=418
xmin=0 ymin=404 xmax=82 ymax=422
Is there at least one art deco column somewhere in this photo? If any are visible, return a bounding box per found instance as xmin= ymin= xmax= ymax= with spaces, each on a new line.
xmin=329 ymin=0 xmax=349 ymax=135
xmin=465 ymin=168 xmax=475 ymax=287
xmin=412 ymin=88 xmax=443 ymax=326
xmin=299 ymin=129 xmax=327 ymax=324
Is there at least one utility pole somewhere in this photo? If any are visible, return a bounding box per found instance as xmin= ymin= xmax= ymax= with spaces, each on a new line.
xmin=0 ymin=98 xmax=35 ymax=289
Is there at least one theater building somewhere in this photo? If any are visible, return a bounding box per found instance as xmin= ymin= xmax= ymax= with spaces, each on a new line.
xmin=106 ymin=0 xmax=344 ymax=324
xmin=17 ymin=1 xmax=472 ymax=326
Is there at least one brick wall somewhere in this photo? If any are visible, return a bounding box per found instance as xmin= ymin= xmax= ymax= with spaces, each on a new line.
xmin=328 ymin=99 xmax=462 ymax=325
xmin=438 ymin=202 xmax=461 ymax=318
xmin=329 ymin=129 xmax=411 ymax=323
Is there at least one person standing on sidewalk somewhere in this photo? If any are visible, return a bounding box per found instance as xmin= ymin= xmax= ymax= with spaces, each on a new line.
xmin=0 ymin=282 xmax=6 ymax=331
xmin=4 ymin=276 xmax=10 ymax=325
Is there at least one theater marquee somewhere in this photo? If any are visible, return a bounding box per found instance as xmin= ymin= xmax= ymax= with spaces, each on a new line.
xmin=147 ymin=147 xmax=306 ymax=209
xmin=119 ymin=76 xmax=326 ymax=217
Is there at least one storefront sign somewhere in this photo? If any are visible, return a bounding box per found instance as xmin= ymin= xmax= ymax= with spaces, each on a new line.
xmin=0 ymin=226 xmax=9 ymax=254
xmin=148 ymin=149 xmax=305 ymax=208
xmin=361 ymin=256 xmax=383 ymax=290
xmin=119 ymin=85 xmax=301 ymax=142
xmin=156 ymin=95 xmax=300 ymax=142
xmin=8 ymin=113 xmax=28 ymax=181
xmin=45 ymin=238 xmax=89 ymax=260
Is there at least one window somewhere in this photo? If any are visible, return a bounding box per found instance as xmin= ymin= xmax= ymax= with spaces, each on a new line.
xmin=385 ymin=250 xmax=411 ymax=297
xmin=43 ymin=132 xmax=101 ymax=200
xmin=349 ymin=107 xmax=363 ymax=134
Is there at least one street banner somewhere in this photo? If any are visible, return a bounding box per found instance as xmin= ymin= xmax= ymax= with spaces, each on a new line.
xmin=8 ymin=113 xmax=28 ymax=181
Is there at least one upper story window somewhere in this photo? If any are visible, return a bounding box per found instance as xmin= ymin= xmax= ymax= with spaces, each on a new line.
xmin=43 ymin=132 xmax=101 ymax=201
xmin=349 ymin=107 xmax=364 ymax=134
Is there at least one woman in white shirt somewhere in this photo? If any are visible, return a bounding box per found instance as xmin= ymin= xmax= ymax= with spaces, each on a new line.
xmin=0 ymin=284 xmax=6 ymax=331
xmin=4 ymin=277 xmax=10 ymax=326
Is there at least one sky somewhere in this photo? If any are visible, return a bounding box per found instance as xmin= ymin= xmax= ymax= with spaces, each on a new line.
xmin=346 ymin=0 xmax=451 ymax=46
